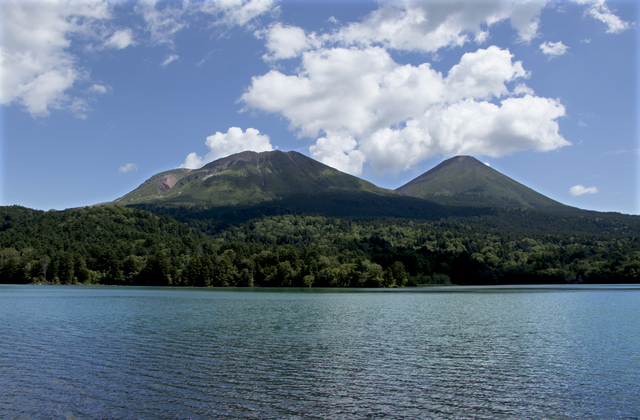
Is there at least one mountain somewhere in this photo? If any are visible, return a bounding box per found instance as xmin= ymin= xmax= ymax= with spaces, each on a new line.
xmin=115 ymin=152 xmax=571 ymax=213
xmin=396 ymin=155 xmax=569 ymax=211
xmin=114 ymin=150 xmax=393 ymax=206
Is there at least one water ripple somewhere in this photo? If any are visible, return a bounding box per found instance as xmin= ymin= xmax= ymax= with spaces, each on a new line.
xmin=1 ymin=286 xmax=639 ymax=419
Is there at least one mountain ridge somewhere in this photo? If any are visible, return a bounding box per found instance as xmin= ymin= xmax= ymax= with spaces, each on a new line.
xmin=114 ymin=150 xmax=394 ymax=206
xmin=115 ymin=151 xmax=574 ymax=212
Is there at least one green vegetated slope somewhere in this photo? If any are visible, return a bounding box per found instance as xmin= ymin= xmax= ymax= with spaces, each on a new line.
xmin=0 ymin=205 xmax=207 ymax=285
xmin=210 ymin=215 xmax=640 ymax=285
xmin=128 ymin=191 xmax=492 ymax=235
xmin=133 ymin=195 xmax=640 ymax=237
xmin=1 ymin=206 xmax=639 ymax=286
xmin=396 ymin=155 xmax=569 ymax=210
xmin=114 ymin=150 xmax=393 ymax=206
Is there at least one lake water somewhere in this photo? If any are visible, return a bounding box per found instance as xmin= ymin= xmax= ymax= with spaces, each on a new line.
xmin=1 ymin=285 xmax=639 ymax=419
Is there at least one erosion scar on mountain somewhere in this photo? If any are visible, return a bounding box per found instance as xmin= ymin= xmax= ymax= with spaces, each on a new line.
xmin=159 ymin=175 xmax=178 ymax=194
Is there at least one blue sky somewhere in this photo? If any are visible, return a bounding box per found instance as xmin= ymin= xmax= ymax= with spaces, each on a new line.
xmin=1 ymin=0 xmax=637 ymax=214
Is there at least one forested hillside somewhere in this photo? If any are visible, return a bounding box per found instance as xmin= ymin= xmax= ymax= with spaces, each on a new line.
xmin=131 ymin=193 xmax=640 ymax=237
xmin=1 ymin=205 xmax=638 ymax=286
xmin=0 ymin=206 xmax=206 ymax=285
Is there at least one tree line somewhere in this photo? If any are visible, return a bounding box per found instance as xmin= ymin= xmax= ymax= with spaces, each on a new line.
xmin=1 ymin=205 xmax=638 ymax=286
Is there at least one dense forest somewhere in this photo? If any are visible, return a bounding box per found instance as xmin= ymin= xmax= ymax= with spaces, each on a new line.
xmin=1 ymin=205 xmax=638 ymax=286
xmin=130 ymin=192 xmax=640 ymax=236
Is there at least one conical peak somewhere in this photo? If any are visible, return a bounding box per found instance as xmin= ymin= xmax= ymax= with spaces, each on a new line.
xmin=396 ymin=155 xmax=566 ymax=210
xmin=440 ymin=155 xmax=483 ymax=168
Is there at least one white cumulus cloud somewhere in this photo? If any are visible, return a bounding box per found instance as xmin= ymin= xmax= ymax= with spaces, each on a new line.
xmin=570 ymin=184 xmax=599 ymax=196
xmin=326 ymin=0 xmax=547 ymax=54
xmin=180 ymin=127 xmax=274 ymax=169
xmin=1 ymin=0 xmax=278 ymax=119
xmin=0 ymin=0 xmax=111 ymax=117
xmin=513 ymin=83 xmax=535 ymax=96
xmin=256 ymin=1 xmax=548 ymax=65
xmin=119 ymin=163 xmax=138 ymax=174
xmin=89 ymin=84 xmax=109 ymax=94
xmin=258 ymin=23 xmax=318 ymax=61
xmin=242 ymin=0 xmax=574 ymax=175
xmin=242 ymin=45 xmax=568 ymax=175
xmin=540 ymin=41 xmax=569 ymax=57
xmin=444 ymin=46 xmax=529 ymax=102
xmin=104 ymin=29 xmax=135 ymax=49
xmin=309 ymin=133 xmax=366 ymax=176
xmin=244 ymin=46 xmax=445 ymax=139
xmin=358 ymin=96 xmax=568 ymax=174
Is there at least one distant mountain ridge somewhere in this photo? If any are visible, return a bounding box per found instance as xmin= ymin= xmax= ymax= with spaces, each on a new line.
xmin=114 ymin=150 xmax=393 ymax=206
xmin=112 ymin=151 xmax=640 ymax=236
xmin=396 ymin=156 xmax=570 ymax=211
xmin=115 ymin=151 xmax=572 ymax=212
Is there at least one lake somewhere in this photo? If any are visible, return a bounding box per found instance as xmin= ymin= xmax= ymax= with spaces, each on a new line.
xmin=1 ymin=285 xmax=639 ymax=419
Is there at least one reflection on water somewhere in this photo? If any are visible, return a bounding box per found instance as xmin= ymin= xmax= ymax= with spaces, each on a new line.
xmin=1 ymin=285 xmax=639 ymax=419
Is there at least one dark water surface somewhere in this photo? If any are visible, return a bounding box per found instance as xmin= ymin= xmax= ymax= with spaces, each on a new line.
xmin=1 ymin=285 xmax=639 ymax=419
